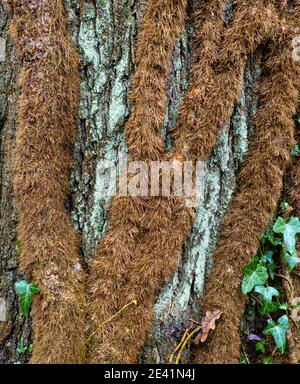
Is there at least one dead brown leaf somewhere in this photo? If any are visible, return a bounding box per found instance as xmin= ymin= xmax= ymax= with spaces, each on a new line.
xmin=194 ymin=310 xmax=223 ymax=345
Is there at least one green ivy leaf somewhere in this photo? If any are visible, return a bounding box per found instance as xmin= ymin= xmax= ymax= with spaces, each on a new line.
xmin=273 ymin=216 xmax=300 ymax=254
xmin=291 ymin=144 xmax=300 ymax=160
xmin=260 ymin=250 xmax=276 ymax=280
xmin=14 ymin=240 xmax=22 ymax=257
xmin=262 ymin=357 xmax=273 ymax=364
xmin=255 ymin=340 xmax=266 ymax=354
xmin=261 ymin=228 xmax=282 ymax=246
xmin=239 ymin=353 xmax=248 ymax=364
xmin=282 ymin=249 xmax=300 ymax=271
xmin=280 ymin=201 xmax=292 ymax=210
xmin=263 ymin=315 xmax=290 ymax=353
xmin=279 ymin=303 xmax=289 ymax=311
xmin=254 ymin=285 xmax=280 ymax=314
xmin=15 ymin=280 xmax=40 ymax=317
xmin=16 ymin=337 xmax=27 ymax=355
xmin=242 ymin=258 xmax=268 ymax=294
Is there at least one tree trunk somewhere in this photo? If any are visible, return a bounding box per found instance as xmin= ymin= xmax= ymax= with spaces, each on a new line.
xmin=0 ymin=0 xmax=262 ymax=363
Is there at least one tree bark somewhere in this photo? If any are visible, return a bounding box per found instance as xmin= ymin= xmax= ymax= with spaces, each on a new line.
xmin=0 ymin=0 xmax=261 ymax=363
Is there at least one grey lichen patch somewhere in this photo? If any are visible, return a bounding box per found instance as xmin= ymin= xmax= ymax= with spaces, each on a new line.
xmin=67 ymin=0 xmax=138 ymax=262
xmin=232 ymin=54 xmax=261 ymax=167
xmin=163 ymin=28 xmax=191 ymax=150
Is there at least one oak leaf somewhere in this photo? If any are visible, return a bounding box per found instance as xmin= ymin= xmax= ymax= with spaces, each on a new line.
xmin=194 ymin=310 xmax=223 ymax=344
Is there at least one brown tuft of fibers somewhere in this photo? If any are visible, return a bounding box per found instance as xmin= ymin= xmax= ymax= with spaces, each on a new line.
xmin=87 ymin=0 xmax=189 ymax=363
xmin=7 ymin=0 xmax=85 ymax=363
xmin=126 ymin=0 xmax=188 ymax=161
xmin=195 ymin=9 xmax=300 ymax=364
xmin=117 ymin=0 xmax=279 ymax=364
xmin=172 ymin=0 xmax=279 ymax=161
xmin=89 ymin=195 xmax=194 ymax=364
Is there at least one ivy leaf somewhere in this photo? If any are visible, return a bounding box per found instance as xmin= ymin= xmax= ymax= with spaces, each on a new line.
xmin=14 ymin=240 xmax=22 ymax=257
xmin=261 ymin=228 xmax=282 ymax=246
xmin=279 ymin=303 xmax=289 ymax=311
xmin=239 ymin=354 xmax=247 ymax=364
xmin=280 ymin=201 xmax=292 ymax=210
xmin=15 ymin=280 xmax=40 ymax=317
xmin=242 ymin=258 xmax=268 ymax=294
xmin=16 ymin=337 xmax=27 ymax=355
xmin=263 ymin=315 xmax=290 ymax=353
xmin=273 ymin=216 xmax=300 ymax=254
xmin=255 ymin=340 xmax=266 ymax=354
xmin=254 ymin=285 xmax=280 ymax=314
xmin=282 ymin=249 xmax=300 ymax=271
xmin=262 ymin=357 xmax=273 ymax=364
xmin=291 ymin=144 xmax=300 ymax=160
xmin=260 ymin=250 xmax=276 ymax=280
xmin=267 ymin=228 xmax=282 ymax=246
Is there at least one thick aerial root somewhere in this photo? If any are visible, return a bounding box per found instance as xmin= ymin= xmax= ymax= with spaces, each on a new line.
xmin=125 ymin=0 xmax=188 ymax=161
xmin=87 ymin=0 xmax=226 ymax=363
xmin=195 ymin=12 xmax=300 ymax=364
xmin=87 ymin=0 xmax=189 ymax=363
xmin=89 ymin=196 xmax=194 ymax=363
xmin=7 ymin=0 xmax=85 ymax=363
xmin=88 ymin=0 xmax=283 ymax=364
xmin=173 ymin=0 xmax=279 ymax=160
xmin=7 ymin=0 xmax=300 ymax=364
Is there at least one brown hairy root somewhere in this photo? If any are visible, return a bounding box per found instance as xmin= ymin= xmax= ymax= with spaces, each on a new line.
xmin=195 ymin=9 xmax=300 ymax=364
xmin=86 ymin=0 xmax=237 ymax=364
xmin=7 ymin=0 xmax=85 ymax=363
xmin=113 ymin=0 xmax=281 ymax=363
xmin=89 ymin=196 xmax=194 ymax=363
xmin=87 ymin=0 xmax=189 ymax=363
xmin=126 ymin=0 xmax=188 ymax=161
xmin=173 ymin=0 xmax=279 ymax=161
xmin=88 ymin=0 xmax=281 ymax=364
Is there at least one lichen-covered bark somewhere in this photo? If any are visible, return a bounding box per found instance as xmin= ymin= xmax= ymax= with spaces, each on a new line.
xmin=0 ymin=0 xmax=261 ymax=363
xmin=66 ymin=0 xmax=141 ymax=262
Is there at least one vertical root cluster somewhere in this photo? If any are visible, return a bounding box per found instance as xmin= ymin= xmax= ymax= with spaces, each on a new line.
xmin=90 ymin=0 xmax=286 ymax=362
xmin=87 ymin=0 xmax=189 ymax=363
xmin=173 ymin=0 xmax=279 ymax=160
xmin=7 ymin=0 xmax=85 ymax=363
xmin=6 ymin=0 xmax=300 ymax=364
xmin=195 ymin=5 xmax=300 ymax=364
